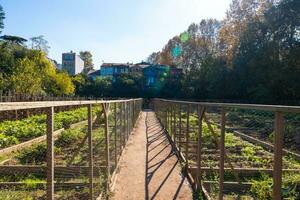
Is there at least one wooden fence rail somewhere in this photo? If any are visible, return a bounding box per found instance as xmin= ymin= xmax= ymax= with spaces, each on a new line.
xmin=153 ymin=98 xmax=300 ymax=200
xmin=0 ymin=98 xmax=143 ymax=200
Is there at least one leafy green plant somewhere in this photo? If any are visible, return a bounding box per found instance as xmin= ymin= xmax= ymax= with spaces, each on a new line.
xmin=55 ymin=129 xmax=85 ymax=147
xmin=21 ymin=176 xmax=45 ymax=190
xmin=250 ymin=174 xmax=273 ymax=200
xmin=16 ymin=143 xmax=60 ymax=164
xmin=0 ymin=107 xmax=90 ymax=148
xmin=0 ymin=133 xmax=19 ymax=148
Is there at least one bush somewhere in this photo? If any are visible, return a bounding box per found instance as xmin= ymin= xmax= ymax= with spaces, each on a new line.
xmin=0 ymin=133 xmax=19 ymax=149
xmin=55 ymin=129 xmax=85 ymax=148
xmin=0 ymin=107 xmax=89 ymax=148
xmin=0 ymin=121 xmax=46 ymax=141
xmin=16 ymin=144 xmax=60 ymax=165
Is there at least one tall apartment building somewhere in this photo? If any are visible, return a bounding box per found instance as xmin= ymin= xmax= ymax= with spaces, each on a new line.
xmin=62 ymin=51 xmax=84 ymax=75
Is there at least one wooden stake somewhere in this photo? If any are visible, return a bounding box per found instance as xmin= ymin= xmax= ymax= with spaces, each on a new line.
xmin=88 ymin=104 xmax=93 ymax=199
xmin=219 ymin=108 xmax=226 ymax=200
xmin=273 ymin=112 xmax=284 ymax=200
xmin=46 ymin=107 xmax=54 ymax=200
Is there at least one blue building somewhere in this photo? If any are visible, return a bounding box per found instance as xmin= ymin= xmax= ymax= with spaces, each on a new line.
xmin=142 ymin=64 xmax=183 ymax=96
xmin=101 ymin=63 xmax=130 ymax=77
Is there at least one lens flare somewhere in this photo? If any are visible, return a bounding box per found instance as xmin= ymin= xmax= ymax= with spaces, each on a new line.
xmin=172 ymin=45 xmax=181 ymax=58
xmin=180 ymin=32 xmax=189 ymax=43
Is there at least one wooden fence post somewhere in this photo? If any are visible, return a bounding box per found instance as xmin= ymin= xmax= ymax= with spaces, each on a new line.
xmin=179 ymin=104 xmax=182 ymax=152
xmin=46 ymin=106 xmax=54 ymax=200
xmin=173 ymin=104 xmax=176 ymax=143
xmin=114 ymin=103 xmax=117 ymax=166
xmin=119 ymin=103 xmax=122 ymax=154
xmin=88 ymin=104 xmax=93 ymax=200
xmin=170 ymin=105 xmax=173 ymax=138
xmin=120 ymin=102 xmax=123 ymax=149
xmin=102 ymin=103 xmax=110 ymax=195
xmin=196 ymin=106 xmax=205 ymax=191
xmin=273 ymin=112 xmax=284 ymax=200
xmin=186 ymin=104 xmax=190 ymax=166
xmin=125 ymin=102 xmax=129 ymax=141
xmin=219 ymin=108 xmax=226 ymax=200
xmin=133 ymin=101 xmax=135 ymax=128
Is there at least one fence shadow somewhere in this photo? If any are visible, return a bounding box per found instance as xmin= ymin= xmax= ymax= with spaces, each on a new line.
xmin=145 ymin=111 xmax=189 ymax=200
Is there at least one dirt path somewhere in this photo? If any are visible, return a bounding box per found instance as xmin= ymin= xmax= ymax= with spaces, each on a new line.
xmin=112 ymin=111 xmax=193 ymax=200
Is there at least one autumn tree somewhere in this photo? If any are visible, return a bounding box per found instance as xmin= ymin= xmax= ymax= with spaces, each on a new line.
xmin=147 ymin=52 xmax=160 ymax=64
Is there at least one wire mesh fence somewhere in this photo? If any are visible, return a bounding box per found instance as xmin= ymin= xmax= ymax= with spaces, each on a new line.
xmin=0 ymin=99 xmax=142 ymax=200
xmin=153 ymin=99 xmax=300 ymax=200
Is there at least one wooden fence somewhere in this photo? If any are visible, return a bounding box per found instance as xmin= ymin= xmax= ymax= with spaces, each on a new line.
xmin=0 ymin=99 xmax=143 ymax=200
xmin=153 ymin=98 xmax=300 ymax=200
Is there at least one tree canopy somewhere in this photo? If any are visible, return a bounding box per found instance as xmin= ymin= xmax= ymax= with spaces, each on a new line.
xmin=30 ymin=35 xmax=50 ymax=55
xmin=145 ymin=0 xmax=300 ymax=104
xmin=0 ymin=35 xmax=27 ymax=46
xmin=79 ymin=51 xmax=94 ymax=74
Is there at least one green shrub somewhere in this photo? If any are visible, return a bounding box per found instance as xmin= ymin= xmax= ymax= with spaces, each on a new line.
xmin=55 ymin=129 xmax=85 ymax=147
xmin=0 ymin=133 xmax=19 ymax=148
xmin=21 ymin=176 xmax=45 ymax=190
xmin=16 ymin=144 xmax=60 ymax=164
xmin=0 ymin=121 xmax=46 ymax=141
xmin=0 ymin=107 xmax=89 ymax=148
xmin=250 ymin=174 xmax=273 ymax=200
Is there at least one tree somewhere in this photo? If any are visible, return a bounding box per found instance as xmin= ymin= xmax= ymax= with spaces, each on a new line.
xmin=50 ymin=72 xmax=75 ymax=95
xmin=0 ymin=4 xmax=5 ymax=34
xmin=0 ymin=35 xmax=27 ymax=45
xmin=10 ymin=58 xmax=42 ymax=95
xmin=219 ymin=0 xmax=275 ymax=66
xmin=147 ymin=52 xmax=160 ymax=64
xmin=79 ymin=51 xmax=94 ymax=73
xmin=30 ymin=35 xmax=50 ymax=55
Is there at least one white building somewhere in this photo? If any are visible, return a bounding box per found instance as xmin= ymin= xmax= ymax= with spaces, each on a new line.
xmin=62 ymin=51 xmax=84 ymax=75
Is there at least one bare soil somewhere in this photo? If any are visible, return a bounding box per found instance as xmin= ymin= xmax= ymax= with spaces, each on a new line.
xmin=112 ymin=111 xmax=193 ymax=200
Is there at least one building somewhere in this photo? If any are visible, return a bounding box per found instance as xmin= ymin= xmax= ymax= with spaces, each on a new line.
xmin=62 ymin=51 xmax=84 ymax=75
xmin=143 ymin=64 xmax=170 ymax=87
xmin=129 ymin=61 xmax=150 ymax=74
xmin=87 ymin=69 xmax=101 ymax=80
xmin=100 ymin=63 xmax=130 ymax=80
xmin=143 ymin=64 xmax=183 ymax=87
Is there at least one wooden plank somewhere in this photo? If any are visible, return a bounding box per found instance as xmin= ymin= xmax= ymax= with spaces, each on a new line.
xmin=154 ymin=98 xmax=300 ymax=113
xmin=230 ymin=129 xmax=300 ymax=160
xmin=0 ymin=128 xmax=64 ymax=156
xmin=203 ymin=181 xmax=252 ymax=194
xmin=188 ymin=167 xmax=300 ymax=176
xmin=0 ymin=165 xmax=105 ymax=175
xmin=0 ymin=99 xmax=142 ymax=111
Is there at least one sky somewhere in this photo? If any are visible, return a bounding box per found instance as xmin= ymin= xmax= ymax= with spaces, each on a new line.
xmin=0 ymin=0 xmax=232 ymax=69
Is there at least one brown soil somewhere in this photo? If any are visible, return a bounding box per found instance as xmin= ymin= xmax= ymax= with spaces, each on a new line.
xmin=112 ymin=111 xmax=193 ymax=200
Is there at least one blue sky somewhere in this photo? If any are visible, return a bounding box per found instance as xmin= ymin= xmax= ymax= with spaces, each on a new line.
xmin=0 ymin=0 xmax=231 ymax=69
